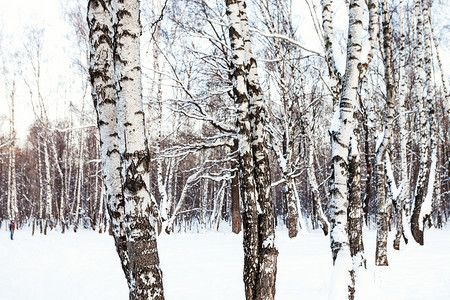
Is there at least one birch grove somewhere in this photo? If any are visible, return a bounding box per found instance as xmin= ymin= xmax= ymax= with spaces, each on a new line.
xmin=0 ymin=0 xmax=449 ymax=299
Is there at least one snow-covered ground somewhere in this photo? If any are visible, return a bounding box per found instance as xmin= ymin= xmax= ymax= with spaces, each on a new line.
xmin=1 ymin=224 xmax=449 ymax=299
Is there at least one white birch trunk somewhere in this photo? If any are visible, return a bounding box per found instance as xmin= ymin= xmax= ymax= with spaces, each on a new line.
xmin=165 ymin=169 xmax=201 ymax=234
xmin=210 ymin=180 xmax=226 ymax=229
xmin=38 ymin=140 xmax=44 ymax=233
xmin=88 ymin=0 xmax=131 ymax=288
xmin=292 ymin=181 xmax=308 ymax=234
xmin=51 ymin=138 xmax=67 ymax=233
xmin=8 ymin=85 xmax=18 ymax=222
xmin=328 ymin=0 xmax=363 ymax=298
xmin=98 ymin=184 xmax=105 ymax=233
xmin=306 ymin=133 xmax=329 ymax=236
xmin=112 ymin=0 xmax=165 ymax=297
xmin=73 ymin=113 xmax=85 ymax=233
xmin=271 ymin=139 xmax=299 ymax=237
xmin=393 ymin=0 xmax=410 ymax=250
xmin=200 ymin=179 xmax=208 ymax=232
xmin=375 ymin=0 xmax=395 ymax=266
xmin=43 ymin=137 xmax=53 ymax=234
xmin=419 ymin=0 xmax=437 ymax=234
xmin=226 ymin=1 xmax=259 ymax=298
xmin=411 ymin=0 xmax=430 ymax=246
xmin=239 ymin=0 xmax=278 ymax=296
xmin=214 ymin=183 xmax=226 ymax=230
xmin=64 ymin=115 xmax=73 ymax=233
xmin=153 ymin=20 xmax=170 ymax=222
xmin=321 ymin=0 xmax=341 ymax=104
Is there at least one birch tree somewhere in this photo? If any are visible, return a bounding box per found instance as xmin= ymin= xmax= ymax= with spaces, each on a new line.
xmin=226 ymin=0 xmax=278 ymax=298
xmin=113 ymin=0 xmax=164 ymax=297
xmin=410 ymin=0 xmax=430 ymax=246
xmin=375 ymin=0 xmax=395 ymax=266
xmin=327 ymin=0 xmax=364 ymax=298
xmin=88 ymin=0 xmax=164 ymax=297
xmin=393 ymin=0 xmax=410 ymax=251
xmin=6 ymin=79 xmax=18 ymax=222
xmin=88 ymin=0 xmax=131 ymax=284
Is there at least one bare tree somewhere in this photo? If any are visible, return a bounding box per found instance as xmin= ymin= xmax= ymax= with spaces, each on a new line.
xmin=88 ymin=0 xmax=165 ymax=298
xmin=327 ymin=0 xmax=364 ymax=298
xmin=226 ymin=0 xmax=278 ymax=298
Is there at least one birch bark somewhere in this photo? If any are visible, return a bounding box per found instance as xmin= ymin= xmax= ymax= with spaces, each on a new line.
xmin=393 ymin=0 xmax=410 ymax=250
xmin=257 ymin=0 xmax=299 ymax=238
xmin=328 ymin=0 xmax=363 ymax=298
xmin=88 ymin=0 xmax=130 ymax=290
xmin=375 ymin=0 xmax=395 ymax=266
xmin=321 ymin=0 xmax=341 ymax=104
xmin=38 ymin=139 xmax=44 ymax=233
xmin=411 ymin=0 xmax=429 ymax=246
xmin=51 ymin=138 xmax=67 ymax=233
xmin=73 ymin=103 xmax=85 ymax=233
xmin=112 ymin=0 xmax=165 ymax=297
xmin=226 ymin=0 xmax=277 ymax=298
xmin=43 ymin=136 xmax=53 ymax=234
xmin=8 ymin=85 xmax=18 ymax=222
xmin=239 ymin=1 xmax=278 ymax=295
xmin=418 ymin=0 xmax=436 ymax=239
xmin=231 ymin=139 xmax=242 ymax=234
xmin=226 ymin=1 xmax=259 ymax=297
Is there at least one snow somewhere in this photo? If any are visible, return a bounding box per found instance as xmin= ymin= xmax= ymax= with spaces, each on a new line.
xmin=328 ymin=247 xmax=352 ymax=300
xmin=1 ymin=225 xmax=450 ymax=299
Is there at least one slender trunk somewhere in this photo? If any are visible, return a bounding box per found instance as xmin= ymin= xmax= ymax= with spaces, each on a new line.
xmin=8 ymin=86 xmax=18 ymax=222
xmin=64 ymin=118 xmax=73 ymax=232
xmin=211 ymin=180 xmax=226 ymax=229
xmin=231 ymin=139 xmax=242 ymax=234
xmin=38 ymin=140 xmax=44 ymax=233
xmin=363 ymin=115 xmax=373 ymax=226
xmin=155 ymin=38 xmax=169 ymax=222
xmin=321 ymin=0 xmax=341 ymax=104
xmin=292 ymin=181 xmax=308 ymax=233
xmin=73 ymin=120 xmax=84 ymax=232
xmin=411 ymin=0 xmax=429 ymax=246
xmin=375 ymin=0 xmax=395 ymax=266
xmin=200 ymin=179 xmax=208 ymax=232
xmin=43 ymin=137 xmax=53 ymax=234
xmin=328 ymin=0 xmax=364 ymax=298
xmin=272 ymin=138 xmax=298 ymax=237
xmin=52 ymin=139 xmax=66 ymax=233
xmin=306 ymin=137 xmax=328 ymax=235
xmin=165 ymin=170 xmax=201 ymax=234
xmin=91 ymin=153 xmax=100 ymax=230
xmin=419 ymin=0 xmax=437 ymax=237
xmin=98 ymin=184 xmax=105 ymax=233
xmin=393 ymin=0 xmax=409 ymax=250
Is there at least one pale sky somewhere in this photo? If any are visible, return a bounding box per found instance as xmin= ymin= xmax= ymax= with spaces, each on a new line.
xmin=0 ymin=0 xmax=83 ymax=145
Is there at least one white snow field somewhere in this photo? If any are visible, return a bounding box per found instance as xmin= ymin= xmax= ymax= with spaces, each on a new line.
xmin=1 ymin=225 xmax=449 ymax=300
